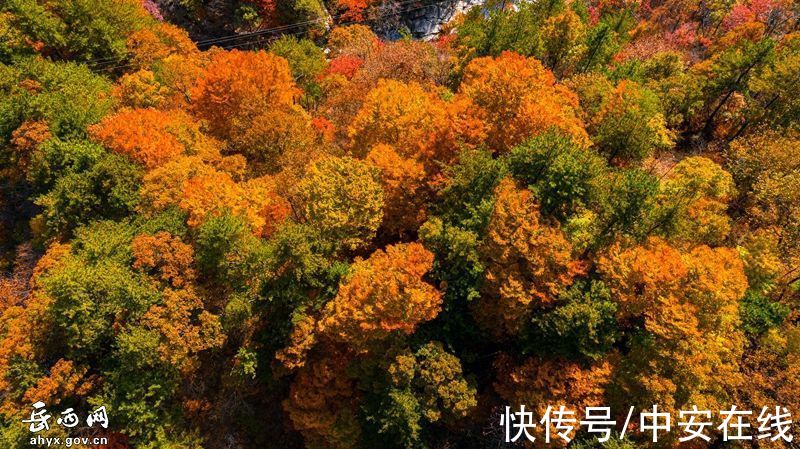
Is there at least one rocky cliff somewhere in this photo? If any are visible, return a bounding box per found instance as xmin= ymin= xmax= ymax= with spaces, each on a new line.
xmin=150 ymin=0 xmax=484 ymax=43
xmin=403 ymin=0 xmax=485 ymax=39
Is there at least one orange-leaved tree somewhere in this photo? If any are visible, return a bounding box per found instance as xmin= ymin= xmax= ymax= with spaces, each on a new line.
xmin=180 ymin=171 xmax=290 ymax=237
xmin=126 ymin=22 xmax=198 ymax=69
xmin=349 ymin=79 xmax=485 ymax=171
xmin=348 ymin=79 xmax=451 ymax=160
xmin=494 ymin=354 xmax=613 ymax=448
xmin=140 ymin=287 xmax=225 ymax=374
xmin=318 ymin=243 xmax=442 ymax=348
xmin=89 ymin=108 xmax=221 ymax=169
xmin=189 ymin=49 xmax=300 ymax=143
xmin=283 ymin=347 xmax=361 ymax=449
xmin=599 ymin=237 xmax=748 ymax=414
xmin=366 ymin=144 xmax=428 ymax=236
xmin=458 ymin=51 xmax=589 ymax=153
xmin=473 ymin=179 xmax=585 ymax=339
xmin=132 ymin=231 xmax=196 ymax=288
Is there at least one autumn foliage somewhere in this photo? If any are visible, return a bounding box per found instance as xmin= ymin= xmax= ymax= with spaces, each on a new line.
xmin=459 ymin=52 xmax=589 ymax=152
xmin=89 ymin=108 xmax=221 ymax=168
xmin=1 ymin=0 xmax=800 ymax=447
xmin=318 ymin=243 xmax=442 ymax=347
xmin=189 ymin=49 xmax=300 ymax=143
xmin=475 ymin=179 xmax=585 ymax=338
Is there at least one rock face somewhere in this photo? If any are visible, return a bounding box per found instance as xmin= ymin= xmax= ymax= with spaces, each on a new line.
xmin=151 ymin=0 xmax=486 ymax=43
xmin=403 ymin=0 xmax=485 ymax=39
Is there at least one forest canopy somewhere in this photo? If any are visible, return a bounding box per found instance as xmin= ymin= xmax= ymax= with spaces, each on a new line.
xmin=1 ymin=0 xmax=800 ymax=448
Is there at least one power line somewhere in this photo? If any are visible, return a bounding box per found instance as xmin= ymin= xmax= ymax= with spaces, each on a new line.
xmin=86 ymin=0 xmax=446 ymax=71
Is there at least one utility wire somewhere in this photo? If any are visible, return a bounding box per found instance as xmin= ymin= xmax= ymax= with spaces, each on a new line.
xmin=85 ymin=0 xmax=448 ymax=71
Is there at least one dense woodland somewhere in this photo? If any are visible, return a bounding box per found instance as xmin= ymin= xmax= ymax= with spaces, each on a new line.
xmin=1 ymin=0 xmax=800 ymax=448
